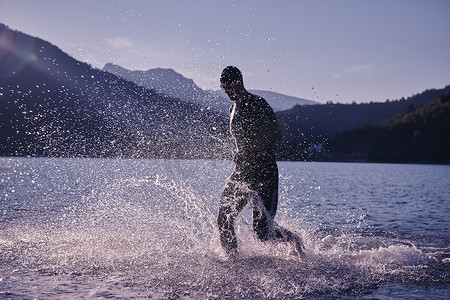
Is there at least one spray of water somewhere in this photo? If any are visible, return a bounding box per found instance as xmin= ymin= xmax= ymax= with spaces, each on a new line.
xmin=1 ymin=158 xmax=446 ymax=299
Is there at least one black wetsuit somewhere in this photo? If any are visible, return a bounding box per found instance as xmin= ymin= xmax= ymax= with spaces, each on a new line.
xmin=217 ymin=93 xmax=283 ymax=253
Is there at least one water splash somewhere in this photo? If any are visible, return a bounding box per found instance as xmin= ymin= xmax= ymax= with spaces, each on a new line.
xmin=0 ymin=158 xmax=448 ymax=299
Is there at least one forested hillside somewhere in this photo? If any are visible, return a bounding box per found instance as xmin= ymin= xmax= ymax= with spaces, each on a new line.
xmin=275 ymin=86 xmax=450 ymax=162
xmin=326 ymin=92 xmax=450 ymax=163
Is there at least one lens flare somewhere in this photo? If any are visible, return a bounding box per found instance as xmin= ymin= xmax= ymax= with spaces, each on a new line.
xmin=0 ymin=25 xmax=36 ymax=78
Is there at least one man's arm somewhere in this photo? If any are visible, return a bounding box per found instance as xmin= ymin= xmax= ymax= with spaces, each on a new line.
xmin=255 ymin=99 xmax=282 ymax=150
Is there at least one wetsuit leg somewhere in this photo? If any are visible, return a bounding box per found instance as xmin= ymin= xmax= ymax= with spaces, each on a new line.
xmin=250 ymin=165 xmax=306 ymax=256
xmin=252 ymin=162 xmax=279 ymax=241
xmin=245 ymin=160 xmax=306 ymax=256
xmin=217 ymin=178 xmax=249 ymax=253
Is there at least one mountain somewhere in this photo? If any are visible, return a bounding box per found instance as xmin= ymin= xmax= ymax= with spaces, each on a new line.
xmin=249 ymin=90 xmax=317 ymax=111
xmin=210 ymin=89 xmax=316 ymax=112
xmin=275 ymin=86 xmax=450 ymax=161
xmin=278 ymin=88 xmax=450 ymax=137
xmin=103 ymin=63 xmax=231 ymax=114
xmin=103 ymin=64 xmax=316 ymax=113
xmin=326 ymin=91 xmax=450 ymax=163
xmin=0 ymin=24 xmax=231 ymax=159
xmin=2 ymin=23 xmax=448 ymax=163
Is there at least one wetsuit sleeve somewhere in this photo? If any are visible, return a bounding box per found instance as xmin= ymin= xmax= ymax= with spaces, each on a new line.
xmin=257 ymin=100 xmax=282 ymax=147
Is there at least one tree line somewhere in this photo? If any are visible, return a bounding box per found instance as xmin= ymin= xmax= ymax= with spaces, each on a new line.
xmin=325 ymin=91 xmax=450 ymax=163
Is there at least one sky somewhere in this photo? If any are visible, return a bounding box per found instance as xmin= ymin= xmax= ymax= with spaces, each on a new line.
xmin=1 ymin=0 xmax=449 ymax=104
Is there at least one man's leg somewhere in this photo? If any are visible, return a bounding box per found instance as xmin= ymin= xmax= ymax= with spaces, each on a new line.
xmin=251 ymin=164 xmax=306 ymax=257
xmin=252 ymin=165 xmax=279 ymax=241
xmin=217 ymin=180 xmax=249 ymax=254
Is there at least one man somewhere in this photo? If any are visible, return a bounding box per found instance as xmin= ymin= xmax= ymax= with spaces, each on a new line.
xmin=217 ymin=66 xmax=304 ymax=258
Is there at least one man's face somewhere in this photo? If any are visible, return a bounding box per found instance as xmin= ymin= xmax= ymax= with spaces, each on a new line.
xmin=221 ymin=82 xmax=242 ymax=102
xmin=223 ymin=85 xmax=240 ymax=101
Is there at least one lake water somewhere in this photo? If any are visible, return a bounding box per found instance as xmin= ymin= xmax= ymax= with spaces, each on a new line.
xmin=0 ymin=157 xmax=449 ymax=299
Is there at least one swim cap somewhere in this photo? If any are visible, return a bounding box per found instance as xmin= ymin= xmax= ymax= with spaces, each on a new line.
xmin=220 ymin=66 xmax=243 ymax=88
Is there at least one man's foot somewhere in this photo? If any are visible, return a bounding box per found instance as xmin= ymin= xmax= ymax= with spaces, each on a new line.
xmin=293 ymin=238 xmax=306 ymax=260
xmin=283 ymin=230 xmax=306 ymax=259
